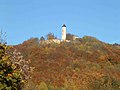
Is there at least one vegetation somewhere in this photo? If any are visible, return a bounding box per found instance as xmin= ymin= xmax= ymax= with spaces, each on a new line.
xmin=0 ymin=44 xmax=23 ymax=90
xmin=14 ymin=35 xmax=120 ymax=90
xmin=1 ymin=32 xmax=119 ymax=89
xmin=66 ymin=33 xmax=74 ymax=40
xmin=46 ymin=33 xmax=55 ymax=40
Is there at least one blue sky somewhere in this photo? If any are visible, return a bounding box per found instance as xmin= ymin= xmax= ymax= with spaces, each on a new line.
xmin=0 ymin=0 xmax=120 ymax=45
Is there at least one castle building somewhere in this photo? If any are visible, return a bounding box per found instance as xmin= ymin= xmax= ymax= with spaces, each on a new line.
xmin=62 ymin=24 xmax=67 ymax=41
xmin=40 ymin=24 xmax=79 ymax=44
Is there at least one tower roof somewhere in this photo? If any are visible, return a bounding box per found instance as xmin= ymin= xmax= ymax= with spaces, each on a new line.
xmin=62 ymin=24 xmax=66 ymax=27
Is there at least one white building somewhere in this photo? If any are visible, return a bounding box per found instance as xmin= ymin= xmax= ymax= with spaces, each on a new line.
xmin=62 ymin=24 xmax=67 ymax=41
xmin=73 ymin=36 xmax=79 ymax=40
xmin=40 ymin=24 xmax=79 ymax=44
xmin=42 ymin=39 xmax=61 ymax=44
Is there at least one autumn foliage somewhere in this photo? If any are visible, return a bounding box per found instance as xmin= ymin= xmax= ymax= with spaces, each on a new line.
xmin=15 ymin=36 xmax=120 ymax=90
xmin=0 ymin=44 xmax=22 ymax=90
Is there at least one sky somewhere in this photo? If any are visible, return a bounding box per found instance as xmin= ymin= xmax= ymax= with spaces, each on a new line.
xmin=0 ymin=0 xmax=120 ymax=45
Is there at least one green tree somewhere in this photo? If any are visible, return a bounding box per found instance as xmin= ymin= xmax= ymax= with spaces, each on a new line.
xmin=0 ymin=44 xmax=22 ymax=90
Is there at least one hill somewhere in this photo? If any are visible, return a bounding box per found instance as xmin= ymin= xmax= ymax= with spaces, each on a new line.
xmin=14 ymin=36 xmax=120 ymax=90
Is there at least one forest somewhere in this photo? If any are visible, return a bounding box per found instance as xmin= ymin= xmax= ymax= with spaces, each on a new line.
xmin=0 ymin=33 xmax=120 ymax=90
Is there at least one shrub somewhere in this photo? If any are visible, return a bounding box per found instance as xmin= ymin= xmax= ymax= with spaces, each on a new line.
xmin=37 ymin=82 xmax=48 ymax=90
xmin=0 ymin=44 xmax=22 ymax=90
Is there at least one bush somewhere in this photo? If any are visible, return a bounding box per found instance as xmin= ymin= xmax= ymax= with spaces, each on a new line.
xmin=90 ymin=76 xmax=120 ymax=90
xmin=0 ymin=44 xmax=22 ymax=90
xmin=37 ymin=82 xmax=48 ymax=90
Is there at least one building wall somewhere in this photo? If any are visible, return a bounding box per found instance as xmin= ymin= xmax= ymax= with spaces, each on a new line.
xmin=40 ymin=39 xmax=61 ymax=44
xmin=62 ymin=27 xmax=66 ymax=41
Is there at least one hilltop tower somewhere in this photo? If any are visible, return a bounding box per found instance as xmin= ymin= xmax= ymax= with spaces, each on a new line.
xmin=62 ymin=24 xmax=67 ymax=41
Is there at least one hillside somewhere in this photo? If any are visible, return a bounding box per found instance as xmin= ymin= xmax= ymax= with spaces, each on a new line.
xmin=14 ymin=36 xmax=120 ymax=90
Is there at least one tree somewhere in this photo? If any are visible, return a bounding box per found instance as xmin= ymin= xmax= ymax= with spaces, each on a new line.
xmin=37 ymin=82 xmax=48 ymax=90
xmin=46 ymin=33 xmax=55 ymax=40
xmin=0 ymin=44 xmax=22 ymax=90
xmin=10 ymin=49 xmax=32 ymax=80
xmin=40 ymin=36 xmax=45 ymax=41
xmin=22 ymin=38 xmax=39 ymax=48
xmin=0 ymin=30 xmax=7 ymax=44
xmin=66 ymin=33 xmax=74 ymax=40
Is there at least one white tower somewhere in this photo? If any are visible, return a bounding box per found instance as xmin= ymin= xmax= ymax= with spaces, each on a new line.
xmin=62 ymin=24 xmax=67 ymax=41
